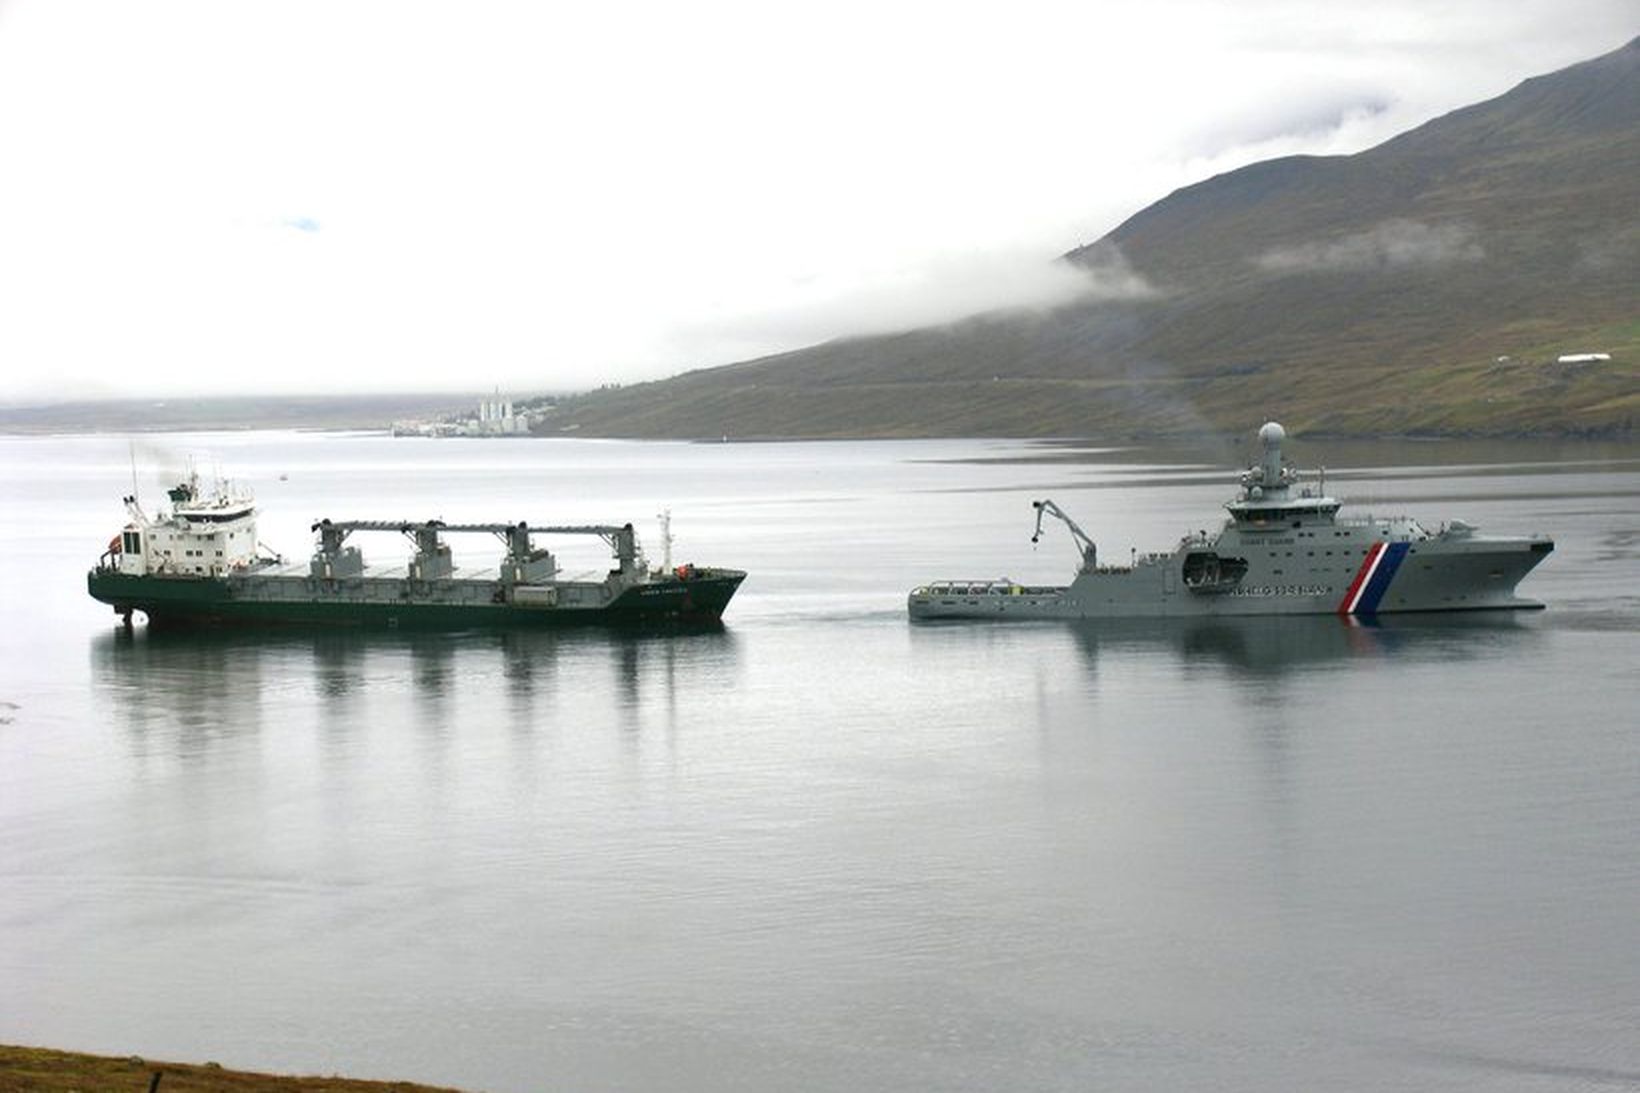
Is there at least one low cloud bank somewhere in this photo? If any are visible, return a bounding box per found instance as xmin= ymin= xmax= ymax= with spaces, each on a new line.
xmin=664 ymin=245 xmax=1158 ymax=367
xmin=1254 ymin=219 xmax=1483 ymax=273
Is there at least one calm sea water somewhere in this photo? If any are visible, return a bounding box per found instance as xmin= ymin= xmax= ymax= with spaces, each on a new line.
xmin=2 ymin=431 xmax=1638 ymax=1092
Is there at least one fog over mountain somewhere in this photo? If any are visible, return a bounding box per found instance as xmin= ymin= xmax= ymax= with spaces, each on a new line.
xmin=1 ymin=3 xmax=1635 ymax=404
xmin=543 ymin=36 xmax=1640 ymax=438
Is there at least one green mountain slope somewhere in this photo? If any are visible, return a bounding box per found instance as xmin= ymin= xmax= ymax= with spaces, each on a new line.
xmin=545 ymin=37 xmax=1640 ymax=439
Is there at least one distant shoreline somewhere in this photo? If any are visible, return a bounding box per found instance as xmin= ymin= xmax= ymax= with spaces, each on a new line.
xmin=1 ymin=392 xmax=1636 ymax=444
xmin=0 ymin=393 xmax=485 ymax=435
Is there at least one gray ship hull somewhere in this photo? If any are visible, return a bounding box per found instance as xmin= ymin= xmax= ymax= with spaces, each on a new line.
xmin=909 ymin=532 xmax=1551 ymax=621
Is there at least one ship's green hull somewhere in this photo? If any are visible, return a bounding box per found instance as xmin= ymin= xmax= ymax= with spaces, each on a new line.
xmin=87 ymin=568 xmax=744 ymax=630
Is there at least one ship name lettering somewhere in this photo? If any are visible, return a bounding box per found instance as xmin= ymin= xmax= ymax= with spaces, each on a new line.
xmin=1229 ymin=584 xmax=1329 ymax=598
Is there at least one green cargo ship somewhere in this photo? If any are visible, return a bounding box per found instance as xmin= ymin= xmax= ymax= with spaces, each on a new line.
xmin=88 ymin=475 xmax=745 ymax=630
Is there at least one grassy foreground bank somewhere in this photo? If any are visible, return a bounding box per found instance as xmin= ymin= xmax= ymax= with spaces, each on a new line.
xmin=0 ymin=1045 xmax=470 ymax=1093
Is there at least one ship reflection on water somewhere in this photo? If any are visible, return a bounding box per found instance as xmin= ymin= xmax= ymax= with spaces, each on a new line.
xmin=87 ymin=612 xmax=1542 ymax=766
xmin=1064 ymin=610 xmax=1543 ymax=677
xmin=88 ymin=626 xmax=744 ymax=756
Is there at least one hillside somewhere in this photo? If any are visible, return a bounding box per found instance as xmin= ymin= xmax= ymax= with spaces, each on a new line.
xmin=0 ymin=1043 xmax=468 ymax=1092
xmin=540 ymin=37 xmax=1640 ymax=439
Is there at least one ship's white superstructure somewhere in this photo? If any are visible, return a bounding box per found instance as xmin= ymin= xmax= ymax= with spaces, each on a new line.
xmin=111 ymin=473 xmax=265 ymax=578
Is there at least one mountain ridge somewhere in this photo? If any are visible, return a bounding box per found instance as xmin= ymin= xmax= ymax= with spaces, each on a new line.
xmin=542 ymin=37 xmax=1640 ymax=439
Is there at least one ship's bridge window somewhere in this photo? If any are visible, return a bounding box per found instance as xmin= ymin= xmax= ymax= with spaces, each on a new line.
xmin=121 ymin=530 xmax=141 ymax=553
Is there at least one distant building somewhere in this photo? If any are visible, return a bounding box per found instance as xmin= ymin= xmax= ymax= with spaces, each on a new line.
xmin=474 ymin=395 xmax=526 ymax=435
xmin=391 ymin=391 xmax=537 ymax=437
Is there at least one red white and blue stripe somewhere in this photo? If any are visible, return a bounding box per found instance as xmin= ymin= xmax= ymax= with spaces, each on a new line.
xmin=1337 ymin=541 xmax=1410 ymax=616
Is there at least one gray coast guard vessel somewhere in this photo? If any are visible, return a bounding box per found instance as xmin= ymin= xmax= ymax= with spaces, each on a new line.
xmin=908 ymin=423 xmax=1554 ymax=621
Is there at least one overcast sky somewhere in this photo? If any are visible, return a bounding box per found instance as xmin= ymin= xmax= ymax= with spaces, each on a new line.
xmin=0 ymin=1 xmax=1633 ymax=403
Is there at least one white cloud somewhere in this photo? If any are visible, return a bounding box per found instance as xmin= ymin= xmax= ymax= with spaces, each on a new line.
xmin=661 ymin=243 xmax=1157 ymax=364
xmin=1254 ymin=220 xmax=1486 ymax=273
xmin=0 ymin=0 xmax=1631 ymax=401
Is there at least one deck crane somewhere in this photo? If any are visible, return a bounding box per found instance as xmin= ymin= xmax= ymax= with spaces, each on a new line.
xmin=1031 ymin=499 xmax=1098 ymax=573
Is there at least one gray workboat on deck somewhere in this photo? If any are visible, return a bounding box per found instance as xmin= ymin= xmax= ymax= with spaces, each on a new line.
xmin=908 ymin=423 xmax=1554 ymax=621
